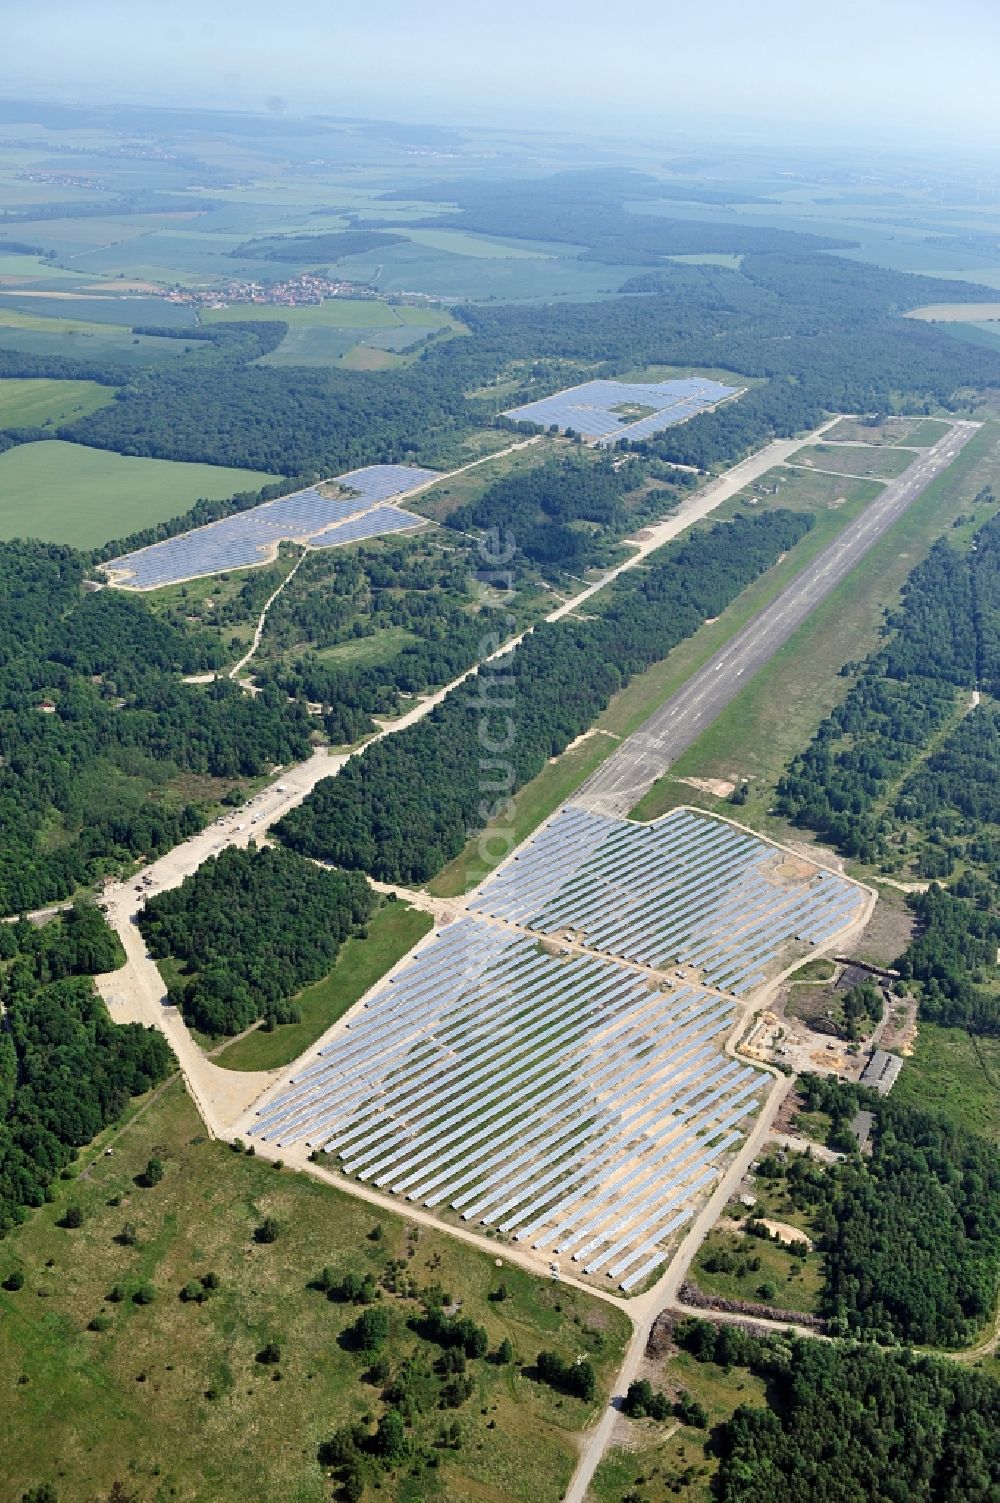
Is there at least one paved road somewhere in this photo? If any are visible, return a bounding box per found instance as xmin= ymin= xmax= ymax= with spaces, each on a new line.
xmin=577 ymin=421 xmax=979 ymax=816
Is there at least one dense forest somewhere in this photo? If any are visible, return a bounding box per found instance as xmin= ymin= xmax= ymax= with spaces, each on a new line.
xmin=0 ymin=541 xmax=313 ymax=916
xmin=671 ymin=1318 xmax=1000 ymax=1503
xmin=276 ymin=509 xmax=811 ymax=881
xmin=780 ymin=1075 xmax=1000 ymax=1345
xmin=443 ymin=453 xmax=670 ymax=572
xmin=0 ymin=904 xmax=173 ymax=1235
xmin=137 ymin=845 xmax=375 ymax=1034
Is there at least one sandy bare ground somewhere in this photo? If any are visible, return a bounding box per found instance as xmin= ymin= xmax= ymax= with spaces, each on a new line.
xmin=906 ymin=302 xmax=1000 ymax=322
xmin=760 ymin=1218 xmax=813 ymax=1248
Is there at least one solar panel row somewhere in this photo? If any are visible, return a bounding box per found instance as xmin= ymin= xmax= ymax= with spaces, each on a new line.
xmin=103 ymin=464 xmax=438 ymax=589
xmin=249 ymin=918 xmax=767 ymax=1289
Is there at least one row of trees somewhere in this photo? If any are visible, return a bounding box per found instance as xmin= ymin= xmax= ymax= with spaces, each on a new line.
xmin=277 ymin=509 xmax=812 ymax=881
xmin=0 ymin=907 xmax=173 ymax=1234
xmin=137 ymin=845 xmax=375 ymax=1034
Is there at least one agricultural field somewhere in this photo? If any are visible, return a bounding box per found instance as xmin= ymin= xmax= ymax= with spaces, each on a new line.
xmin=0 ymin=1080 xmax=629 ymax=1503
xmin=0 ymin=375 xmax=115 ymax=427
xmin=0 ymin=441 xmax=281 ymax=548
xmin=201 ymin=298 xmax=465 ymax=369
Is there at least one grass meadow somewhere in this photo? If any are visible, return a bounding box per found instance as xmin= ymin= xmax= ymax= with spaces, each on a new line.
xmin=0 ymin=1080 xmax=629 ymax=1503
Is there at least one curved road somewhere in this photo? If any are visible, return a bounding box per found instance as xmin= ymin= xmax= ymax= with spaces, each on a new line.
xmin=578 ymin=421 xmax=978 ymax=816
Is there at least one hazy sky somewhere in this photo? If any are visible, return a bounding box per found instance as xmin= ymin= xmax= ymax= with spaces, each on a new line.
xmin=5 ymin=0 xmax=1000 ymax=148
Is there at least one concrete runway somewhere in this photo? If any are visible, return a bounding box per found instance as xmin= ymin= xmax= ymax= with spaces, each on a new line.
xmin=577 ymin=421 xmax=980 ymax=816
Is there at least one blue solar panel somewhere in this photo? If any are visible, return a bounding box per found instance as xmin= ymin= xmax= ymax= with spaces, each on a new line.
xmin=102 ymin=464 xmax=439 ymax=589
xmin=504 ymin=378 xmax=740 ymax=444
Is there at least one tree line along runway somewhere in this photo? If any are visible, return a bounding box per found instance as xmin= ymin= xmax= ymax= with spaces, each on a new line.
xmin=576 ymin=419 xmax=980 ymax=817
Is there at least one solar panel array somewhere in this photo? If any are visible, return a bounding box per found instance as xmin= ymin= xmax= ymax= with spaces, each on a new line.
xmin=503 ymin=377 xmax=739 ymax=444
xmin=306 ymin=504 xmax=425 ymax=549
xmin=102 ymin=464 xmax=437 ymax=588
xmin=471 ymin=806 xmax=866 ymax=996
xmin=251 ymin=919 xmax=766 ymax=1290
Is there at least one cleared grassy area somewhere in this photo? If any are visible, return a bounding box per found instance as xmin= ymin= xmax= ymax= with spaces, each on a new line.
xmin=893 ymin=1024 xmax=1000 ymax=1143
xmin=411 ymin=436 xmax=563 ymax=521
xmin=906 ymin=418 xmax=954 ymax=446
xmin=688 ymin=1228 xmax=824 ymax=1315
xmin=338 ymin=345 xmax=404 ymax=372
xmin=823 ymin=416 xmax=949 ymax=447
xmin=789 ymin=442 xmax=912 ymax=478
xmin=0 ymin=376 xmax=115 ymax=427
xmin=588 ymin=1351 xmax=767 ymax=1503
xmin=215 ymin=901 xmax=433 ymax=1071
xmin=635 ymin=422 xmax=1000 ymax=830
xmin=313 ymin=626 xmax=417 ymax=670
xmin=0 ymin=441 xmax=281 ymax=548
xmin=0 ymin=1080 xmax=630 ymax=1503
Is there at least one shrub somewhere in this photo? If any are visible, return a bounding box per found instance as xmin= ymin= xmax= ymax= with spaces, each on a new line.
xmin=137 ymin=1157 xmax=164 ymax=1188
xmin=536 ymin=1350 xmax=596 ymax=1402
xmin=255 ymin=1216 xmax=279 ymax=1244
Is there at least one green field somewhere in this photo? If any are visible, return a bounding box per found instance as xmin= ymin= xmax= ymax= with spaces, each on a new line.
xmin=0 ymin=376 xmax=116 ymax=428
xmin=893 ymin=1024 xmax=1000 ymax=1143
xmin=0 ymin=441 xmax=282 ymax=548
xmin=216 ymin=901 xmax=433 ymax=1071
xmin=202 ymin=299 xmax=458 ymax=331
xmin=789 ymin=442 xmax=913 ymax=478
xmin=0 ymin=1080 xmax=630 ymax=1503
